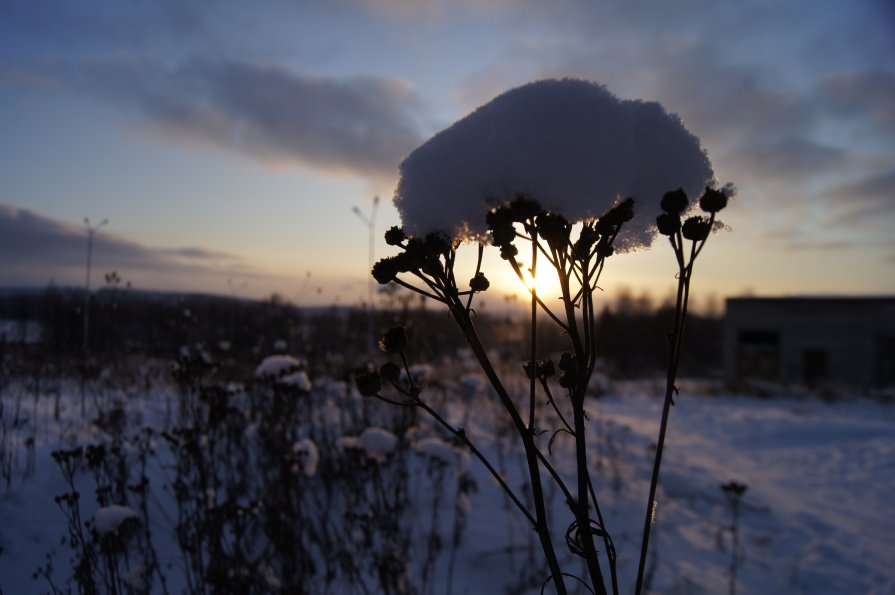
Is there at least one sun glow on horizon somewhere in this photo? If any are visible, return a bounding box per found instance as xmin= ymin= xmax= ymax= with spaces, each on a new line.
xmin=518 ymin=266 xmax=561 ymax=299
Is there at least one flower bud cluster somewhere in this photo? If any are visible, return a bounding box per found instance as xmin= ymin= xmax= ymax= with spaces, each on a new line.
xmin=557 ymin=351 xmax=585 ymax=389
xmin=372 ymin=229 xmax=454 ymax=285
xmin=656 ymin=186 xmax=730 ymax=241
xmin=524 ymin=358 xmax=556 ymax=380
xmin=378 ymin=326 xmax=407 ymax=353
xmin=486 ymin=196 xmax=635 ymax=263
xmin=355 ymin=326 xmax=411 ymax=397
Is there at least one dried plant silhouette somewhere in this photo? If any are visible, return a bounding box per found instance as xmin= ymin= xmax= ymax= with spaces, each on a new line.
xmin=357 ymin=79 xmax=733 ymax=595
xmin=359 ymin=185 xmax=731 ymax=594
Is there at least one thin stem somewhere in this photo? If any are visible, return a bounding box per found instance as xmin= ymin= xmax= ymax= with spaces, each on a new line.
xmin=572 ymin=385 xmax=608 ymax=595
xmin=633 ymin=241 xmax=694 ymax=595
xmin=554 ymin=246 xmax=607 ymax=595
xmin=529 ymin=229 xmax=539 ymax=431
xmin=447 ymin=298 xmax=568 ymax=595
xmin=413 ymin=396 xmax=536 ymax=528
xmin=392 ymin=277 xmax=444 ymax=302
xmin=465 ymin=244 xmax=485 ymax=312
xmin=540 ymin=379 xmax=574 ymax=436
xmin=507 ymin=255 xmax=568 ymax=331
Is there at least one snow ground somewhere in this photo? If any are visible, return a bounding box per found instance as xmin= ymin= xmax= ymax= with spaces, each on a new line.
xmin=1 ymin=369 xmax=893 ymax=594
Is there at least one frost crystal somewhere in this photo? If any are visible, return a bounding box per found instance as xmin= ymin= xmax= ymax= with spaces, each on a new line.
xmin=394 ymin=79 xmax=714 ymax=250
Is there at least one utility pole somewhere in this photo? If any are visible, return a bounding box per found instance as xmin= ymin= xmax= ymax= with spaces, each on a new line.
xmin=83 ymin=217 xmax=108 ymax=353
xmin=352 ymin=196 xmax=379 ymax=351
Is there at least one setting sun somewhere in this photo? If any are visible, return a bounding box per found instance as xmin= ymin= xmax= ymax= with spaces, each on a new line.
xmin=519 ymin=266 xmax=561 ymax=298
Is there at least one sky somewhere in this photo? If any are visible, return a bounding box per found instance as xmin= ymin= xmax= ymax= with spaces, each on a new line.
xmin=1 ymin=0 xmax=893 ymax=309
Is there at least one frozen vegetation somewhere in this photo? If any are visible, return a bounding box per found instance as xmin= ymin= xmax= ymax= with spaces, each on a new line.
xmin=0 ymin=352 xmax=892 ymax=594
xmin=2 ymin=78 xmax=886 ymax=595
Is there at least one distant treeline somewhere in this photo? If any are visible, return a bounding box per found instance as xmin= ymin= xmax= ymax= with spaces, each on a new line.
xmin=0 ymin=286 xmax=722 ymax=377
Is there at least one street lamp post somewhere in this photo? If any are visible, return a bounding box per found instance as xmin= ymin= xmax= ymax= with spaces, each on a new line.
xmin=83 ymin=217 xmax=108 ymax=352
xmin=352 ymin=196 xmax=379 ymax=350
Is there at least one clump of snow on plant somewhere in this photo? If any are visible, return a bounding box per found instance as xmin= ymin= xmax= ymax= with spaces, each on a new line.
xmin=255 ymin=354 xmax=305 ymax=378
xmin=394 ymin=79 xmax=714 ymax=250
xmin=280 ymin=371 xmax=312 ymax=391
xmin=255 ymin=355 xmax=311 ymax=390
xmin=338 ymin=428 xmax=398 ymax=463
xmin=414 ymin=436 xmax=467 ymax=468
xmin=460 ymin=373 xmax=486 ymax=392
xmin=93 ymin=505 xmax=139 ymax=535
xmin=292 ymin=438 xmax=319 ymax=477
xmin=400 ymin=364 xmax=432 ymax=383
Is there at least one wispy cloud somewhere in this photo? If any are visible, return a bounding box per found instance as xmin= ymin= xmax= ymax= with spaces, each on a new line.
xmin=0 ymin=203 xmax=259 ymax=288
xmin=818 ymin=70 xmax=895 ymax=136
xmin=450 ymin=4 xmax=894 ymax=243
xmin=70 ymin=59 xmax=424 ymax=181
xmin=824 ymin=168 xmax=895 ymax=225
xmin=158 ymin=247 xmax=241 ymax=261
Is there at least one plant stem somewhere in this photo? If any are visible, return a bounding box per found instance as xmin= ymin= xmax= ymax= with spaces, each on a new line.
xmin=529 ymin=231 xmax=538 ymax=431
xmin=450 ymin=302 xmax=568 ymax=595
xmin=633 ymin=248 xmax=693 ymax=595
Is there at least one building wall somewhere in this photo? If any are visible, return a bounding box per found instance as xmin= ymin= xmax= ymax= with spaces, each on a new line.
xmin=723 ymin=297 xmax=895 ymax=388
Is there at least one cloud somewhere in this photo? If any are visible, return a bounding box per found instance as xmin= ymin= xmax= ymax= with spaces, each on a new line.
xmin=824 ymin=168 xmax=895 ymax=224
xmin=451 ymin=8 xmax=895 ymax=241
xmin=335 ymin=0 xmax=518 ymax=19
xmin=159 ymin=247 xmax=240 ymax=260
xmin=817 ymin=70 xmax=895 ymax=137
xmin=735 ymin=137 xmax=848 ymax=179
xmin=782 ymin=239 xmax=855 ymax=252
xmin=73 ymin=59 xmax=424 ymax=181
xmin=0 ymin=203 xmax=249 ymax=287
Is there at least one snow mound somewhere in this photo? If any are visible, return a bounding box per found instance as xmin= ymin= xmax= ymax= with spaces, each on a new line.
xmin=460 ymin=373 xmax=486 ymax=391
xmin=414 ymin=436 xmax=458 ymax=465
xmin=281 ymin=371 xmax=312 ymax=391
xmin=93 ymin=505 xmax=139 ymax=535
xmin=336 ymin=435 xmax=360 ymax=451
xmin=292 ymin=438 xmax=319 ymax=477
xmin=394 ymin=78 xmax=714 ymax=250
xmin=358 ymin=427 xmax=398 ymax=463
xmin=255 ymin=355 xmax=311 ymax=390
xmin=255 ymin=354 xmax=305 ymax=378
xmin=400 ymin=364 xmax=432 ymax=383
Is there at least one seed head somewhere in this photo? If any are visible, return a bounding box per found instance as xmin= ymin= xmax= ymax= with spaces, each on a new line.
xmin=469 ymin=272 xmax=490 ymax=292
xmin=500 ymin=244 xmax=519 ymax=260
xmin=656 ymin=213 xmax=681 ymax=236
xmin=682 ymin=216 xmax=711 ymax=242
xmin=379 ymin=361 xmax=401 ymax=384
xmin=355 ymin=369 xmax=381 ymax=397
xmin=661 ymin=188 xmax=689 ymax=215
xmin=699 ymin=187 xmax=728 ymax=213
xmin=384 ymin=226 xmax=406 ymax=246
xmin=537 ymin=212 xmax=571 ymax=249
xmin=378 ymin=326 xmax=407 ymax=354
xmin=372 ymin=258 xmax=398 ymax=284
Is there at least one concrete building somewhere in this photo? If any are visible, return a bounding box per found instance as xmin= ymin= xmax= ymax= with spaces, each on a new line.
xmin=724 ymin=297 xmax=895 ymax=388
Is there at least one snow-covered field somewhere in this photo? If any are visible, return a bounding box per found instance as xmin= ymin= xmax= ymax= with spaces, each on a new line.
xmin=1 ymin=357 xmax=892 ymax=594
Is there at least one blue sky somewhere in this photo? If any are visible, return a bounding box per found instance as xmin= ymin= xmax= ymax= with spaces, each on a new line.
xmin=1 ymin=0 xmax=893 ymax=307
